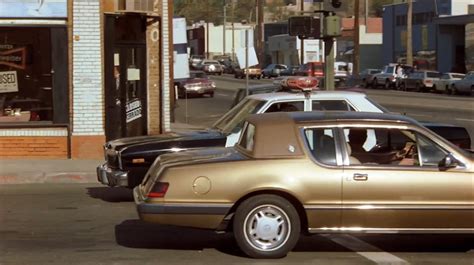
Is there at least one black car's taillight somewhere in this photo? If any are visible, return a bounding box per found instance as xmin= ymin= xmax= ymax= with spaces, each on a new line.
xmin=147 ymin=182 xmax=169 ymax=198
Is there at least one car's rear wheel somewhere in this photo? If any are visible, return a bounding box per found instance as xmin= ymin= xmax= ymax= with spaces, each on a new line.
xmin=451 ymin=85 xmax=458 ymax=95
xmin=233 ymin=194 xmax=300 ymax=259
xmin=399 ymin=82 xmax=406 ymax=91
xmin=209 ymin=92 xmax=214 ymax=98
xmin=372 ymin=78 xmax=378 ymax=89
xmin=415 ymin=83 xmax=421 ymax=92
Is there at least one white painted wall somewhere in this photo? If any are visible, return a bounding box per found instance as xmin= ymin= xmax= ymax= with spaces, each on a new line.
xmin=360 ymin=25 xmax=383 ymax=45
xmin=72 ymin=0 xmax=104 ymax=136
xmin=202 ymin=22 xmax=253 ymax=57
xmin=451 ymin=0 xmax=474 ymax=15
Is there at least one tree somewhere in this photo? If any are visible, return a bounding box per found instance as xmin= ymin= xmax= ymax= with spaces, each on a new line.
xmin=174 ymin=0 xmax=257 ymax=25
xmin=265 ymin=0 xmax=291 ymax=22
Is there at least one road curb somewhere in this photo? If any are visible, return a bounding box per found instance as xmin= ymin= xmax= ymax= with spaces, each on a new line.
xmin=0 ymin=172 xmax=97 ymax=185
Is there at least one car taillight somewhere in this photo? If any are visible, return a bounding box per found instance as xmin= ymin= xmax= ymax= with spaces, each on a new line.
xmin=147 ymin=182 xmax=169 ymax=198
xmin=425 ymin=80 xmax=432 ymax=84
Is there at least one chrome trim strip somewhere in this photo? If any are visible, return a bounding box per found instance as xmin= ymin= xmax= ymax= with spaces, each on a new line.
xmin=304 ymin=204 xmax=474 ymax=210
xmin=138 ymin=203 xmax=233 ymax=215
xmin=308 ymin=227 xmax=474 ymax=234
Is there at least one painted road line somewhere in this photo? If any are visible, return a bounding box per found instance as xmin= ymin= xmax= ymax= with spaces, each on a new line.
xmin=215 ymin=93 xmax=230 ymax=97
xmin=455 ymin=118 xmax=474 ymax=122
xmin=325 ymin=234 xmax=410 ymax=265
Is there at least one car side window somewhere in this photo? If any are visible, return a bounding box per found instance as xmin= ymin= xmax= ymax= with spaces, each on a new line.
xmin=265 ymin=101 xmax=304 ymax=113
xmin=238 ymin=122 xmax=256 ymax=152
xmin=343 ymin=127 xmax=448 ymax=168
xmin=304 ymin=128 xmax=337 ymax=166
xmin=312 ymin=100 xmax=355 ymax=111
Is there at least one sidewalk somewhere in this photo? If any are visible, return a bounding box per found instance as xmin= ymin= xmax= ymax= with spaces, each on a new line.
xmin=0 ymin=122 xmax=198 ymax=185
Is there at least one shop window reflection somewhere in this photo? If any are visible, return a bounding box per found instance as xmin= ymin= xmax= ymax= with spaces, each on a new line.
xmin=0 ymin=27 xmax=53 ymax=123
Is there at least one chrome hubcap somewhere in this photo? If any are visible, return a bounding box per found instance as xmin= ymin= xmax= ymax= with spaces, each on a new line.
xmin=243 ymin=205 xmax=290 ymax=251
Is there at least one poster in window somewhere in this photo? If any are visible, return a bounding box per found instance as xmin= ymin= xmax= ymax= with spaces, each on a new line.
xmin=0 ymin=71 xmax=19 ymax=93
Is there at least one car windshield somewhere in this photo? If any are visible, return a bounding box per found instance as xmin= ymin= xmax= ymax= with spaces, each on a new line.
xmin=385 ymin=66 xmax=394 ymax=73
xmin=212 ymin=98 xmax=266 ymax=134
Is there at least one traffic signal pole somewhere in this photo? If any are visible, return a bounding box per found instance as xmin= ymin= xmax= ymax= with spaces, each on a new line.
xmin=324 ymin=37 xmax=335 ymax=90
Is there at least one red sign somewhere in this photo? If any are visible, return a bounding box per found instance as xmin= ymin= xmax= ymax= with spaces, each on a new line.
xmin=0 ymin=47 xmax=26 ymax=70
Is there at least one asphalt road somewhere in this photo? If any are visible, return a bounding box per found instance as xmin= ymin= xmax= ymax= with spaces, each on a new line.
xmin=174 ymin=74 xmax=474 ymax=148
xmin=1 ymin=184 xmax=473 ymax=265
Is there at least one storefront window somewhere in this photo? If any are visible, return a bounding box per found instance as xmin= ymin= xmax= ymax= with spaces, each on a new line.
xmin=0 ymin=27 xmax=53 ymax=123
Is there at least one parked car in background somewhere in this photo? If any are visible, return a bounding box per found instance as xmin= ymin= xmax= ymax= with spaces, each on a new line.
xmin=262 ymin=64 xmax=288 ymax=78
xmin=280 ymin=65 xmax=299 ymax=76
xmin=134 ymin=111 xmax=474 ymax=259
xmin=433 ymin=72 xmax=465 ymax=94
xmin=197 ymin=59 xmax=224 ymax=75
xmin=399 ymin=70 xmax=441 ymax=92
xmin=359 ymin=68 xmax=382 ymax=87
xmin=334 ymin=61 xmax=353 ymax=81
xmin=295 ymin=62 xmax=324 ymax=77
xmin=189 ymin=55 xmax=205 ymax=69
xmin=234 ymin=65 xmax=262 ymax=79
xmin=174 ymin=70 xmax=216 ymax=98
xmin=219 ymin=60 xmax=236 ymax=74
xmin=372 ymin=63 xmax=413 ymax=89
xmin=450 ymin=71 xmax=474 ymax=95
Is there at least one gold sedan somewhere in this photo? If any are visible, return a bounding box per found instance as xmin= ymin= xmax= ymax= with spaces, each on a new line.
xmin=134 ymin=111 xmax=474 ymax=259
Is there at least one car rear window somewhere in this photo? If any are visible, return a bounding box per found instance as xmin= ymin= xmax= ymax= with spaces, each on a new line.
xmin=426 ymin=72 xmax=440 ymax=78
xmin=312 ymin=100 xmax=355 ymax=111
xmin=238 ymin=122 xmax=256 ymax=152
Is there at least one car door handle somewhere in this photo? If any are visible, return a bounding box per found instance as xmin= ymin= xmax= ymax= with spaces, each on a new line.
xmin=353 ymin=173 xmax=368 ymax=181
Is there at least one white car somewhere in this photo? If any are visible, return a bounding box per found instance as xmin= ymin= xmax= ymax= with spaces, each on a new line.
xmin=433 ymin=72 xmax=465 ymax=94
xmin=217 ymin=89 xmax=386 ymax=146
xmin=451 ymin=72 xmax=474 ymax=95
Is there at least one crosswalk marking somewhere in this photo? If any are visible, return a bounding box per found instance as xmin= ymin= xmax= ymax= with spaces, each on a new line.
xmin=324 ymin=234 xmax=410 ymax=265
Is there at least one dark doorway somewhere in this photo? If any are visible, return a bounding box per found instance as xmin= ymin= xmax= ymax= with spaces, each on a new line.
xmin=104 ymin=15 xmax=147 ymax=141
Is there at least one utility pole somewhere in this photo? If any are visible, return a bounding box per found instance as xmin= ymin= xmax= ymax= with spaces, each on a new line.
xmin=353 ymin=0 xmax=360 ymax=76
xmin=257 ymin=0 xmax=264 ymax=65
xmin=223 ymin=2 xmax=227 ymax=55
xmin=300 ymin=0 xmax=305 ymax=65
xmin=406 ymin=0 xmax=413 ymax=66
xmin=231 ymin=1 xmax=235 ymax=61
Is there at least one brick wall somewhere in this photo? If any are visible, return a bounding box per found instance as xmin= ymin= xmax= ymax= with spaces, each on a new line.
xmin=147 ymin=2 xmax=161 ymax=135
xmin=72 ymin=0 xmax=105 ymax=158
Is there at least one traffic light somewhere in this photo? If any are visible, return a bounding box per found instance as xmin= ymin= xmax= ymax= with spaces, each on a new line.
xmin=331 ymin=0 xmax=341 ymax=8
xmin=288 ymin=16 xmax=321 ymax=39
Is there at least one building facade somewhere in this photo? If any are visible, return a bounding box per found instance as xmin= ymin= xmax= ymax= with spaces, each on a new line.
xmin=0 ymin=0 xmax=171 ymax=159
xmin=383 ymin=0 xmax=474 ymax=72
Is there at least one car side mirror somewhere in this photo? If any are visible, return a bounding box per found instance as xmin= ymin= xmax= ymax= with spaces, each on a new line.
xmin=438 ymin=153 xmax=459 ymax=171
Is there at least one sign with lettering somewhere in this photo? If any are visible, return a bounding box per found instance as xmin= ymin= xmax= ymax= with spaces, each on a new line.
xmin=0 ymin=47 xmax=26 ymax=70
xmin=0 ymin=71 xmax=19 ymax=93
xmin=0 ymin=0 xmax=67 ymax=18
xmin=125 ymin=99 xmax=142 ymax=123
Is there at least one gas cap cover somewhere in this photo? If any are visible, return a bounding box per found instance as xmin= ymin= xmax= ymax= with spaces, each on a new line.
xmin=192 ymin=176 xmax=211 ymax=195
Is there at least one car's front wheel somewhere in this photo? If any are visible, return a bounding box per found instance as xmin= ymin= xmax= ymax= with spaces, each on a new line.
xmin=233 ymin=194 xmax=300 ymax=259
